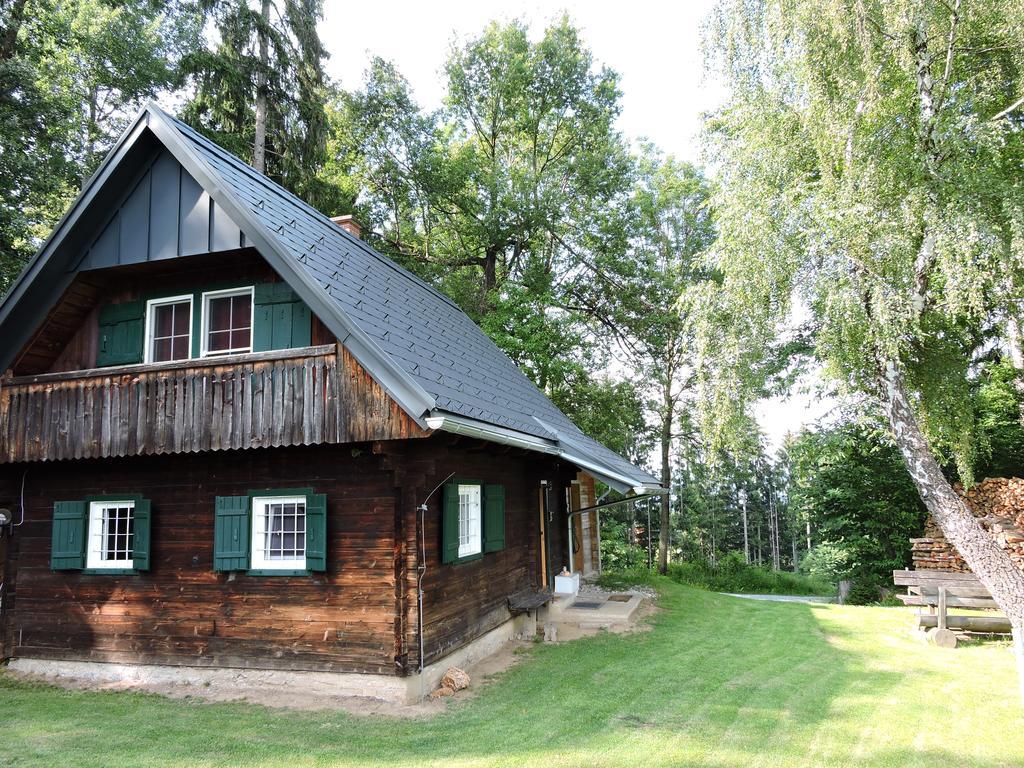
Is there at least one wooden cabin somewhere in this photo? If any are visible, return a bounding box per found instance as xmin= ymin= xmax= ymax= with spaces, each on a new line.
xmin=0 ymin=104 xmax=659 ymax=701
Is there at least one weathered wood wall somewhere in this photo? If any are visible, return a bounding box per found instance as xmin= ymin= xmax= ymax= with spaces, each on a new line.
xmin=0 ymin=445 xmax=404 ymax=674
xmin=395 ymin=439 xmax=575 ymax=669
xmin=0 ymin=437 xmax=575 ymax=676
xmin=0 ymin=344 xmax=427 ymax=464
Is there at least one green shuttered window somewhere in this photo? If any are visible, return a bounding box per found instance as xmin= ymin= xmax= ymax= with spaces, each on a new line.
xmin=95 ymin=282 xmax=313 ymax=368
xmin=50 ymin=496 xmax=151 ymax=573
xmin=441 ymin=482 xmax=505 ymax=564
xmin=214 ymin=489 xmax=327 ymax=575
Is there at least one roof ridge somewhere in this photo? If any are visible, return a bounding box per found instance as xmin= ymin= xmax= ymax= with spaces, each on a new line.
xmin=166 ymin=114 xmax=464 ymax=313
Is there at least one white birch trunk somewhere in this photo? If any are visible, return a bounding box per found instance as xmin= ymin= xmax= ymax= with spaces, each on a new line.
xmin=881 ymin=362 xmax=1024 ymax=701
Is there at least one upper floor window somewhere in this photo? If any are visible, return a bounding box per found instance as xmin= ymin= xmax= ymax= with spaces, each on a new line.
xmin=145 ymin=295 xmax=192 ymax=363
xmin=202 ymin=287 xmax=253 ymax=356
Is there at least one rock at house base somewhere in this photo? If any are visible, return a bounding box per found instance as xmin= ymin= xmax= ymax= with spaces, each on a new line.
xmin=440 ymin=667 xmax=470 ymax=692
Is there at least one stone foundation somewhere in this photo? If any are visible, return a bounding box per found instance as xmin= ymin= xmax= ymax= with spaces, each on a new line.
xmin=8 ymin=612 xmax=538 ymax=705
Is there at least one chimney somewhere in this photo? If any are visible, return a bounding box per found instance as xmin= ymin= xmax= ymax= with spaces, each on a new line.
xmin=330 ymin=214 xmax=361 ymax=239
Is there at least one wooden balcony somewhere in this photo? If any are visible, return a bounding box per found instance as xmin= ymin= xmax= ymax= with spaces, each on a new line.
xmin=0 ymin=344 xmax=427 ymax=464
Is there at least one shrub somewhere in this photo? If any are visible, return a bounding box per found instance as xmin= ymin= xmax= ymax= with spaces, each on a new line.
xmin=800 ymin=544 xmax=853 ymax=583
xmin=844 ymin=575 xmax=882 ymax=605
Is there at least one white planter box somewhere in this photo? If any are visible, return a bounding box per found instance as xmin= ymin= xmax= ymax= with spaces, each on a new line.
xmin=554 ymin=572 xmax=580 ymax=596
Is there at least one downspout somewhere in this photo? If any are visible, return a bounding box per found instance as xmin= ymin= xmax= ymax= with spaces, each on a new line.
xmin=415 ymin=472 xmax=454 ymax=700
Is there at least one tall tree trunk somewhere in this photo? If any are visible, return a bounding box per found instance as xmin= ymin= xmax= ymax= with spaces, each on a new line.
xmin=252 ymin=0 xmax=271 ymax=174
xmin=657 ymin=384 xmax=672 ymax=574
xmin=741 ymin=495 xmax=749 ymax=563
xmin=0 ymin=0 xmax=27 ymax=62
xmin=881 ymin=361 xmax=1024 ymax=702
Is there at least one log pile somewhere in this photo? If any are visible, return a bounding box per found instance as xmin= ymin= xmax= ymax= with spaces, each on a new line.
xmin=911 ymin=477 xmax=1024 ymax=573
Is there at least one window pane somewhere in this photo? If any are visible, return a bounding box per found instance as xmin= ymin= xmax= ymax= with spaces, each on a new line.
xmin=101 ymin=505 xmax=133 ymax=562
xmin=207 ymin=330 xmax=230 ymax=352
xmin=154 ymin=304 xmax=174 ymax=336
xmin=173 ymin=303 xmax=191 ymax=334
xmin=152 ymin=338 xmax=172 ymax=362
xmin=260 ymin=499 xmax=306 ymax=562
xmin=229 ymin=328 xmax=251 ymax=350
xmin=171 ymin=336 xmax=189 ymax=360
xmin=208 ymin=296 xmax=232 ymax=333
xmin=231 ymin=295 xmax=251 ymax=327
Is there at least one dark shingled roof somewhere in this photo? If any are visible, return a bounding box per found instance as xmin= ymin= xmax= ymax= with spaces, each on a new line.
xmin=0 ymin=104 xmax=660 ymax=491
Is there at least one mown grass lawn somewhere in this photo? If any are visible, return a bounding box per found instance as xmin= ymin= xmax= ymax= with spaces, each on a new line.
xmin=2 ymin=580 xmax=1022 ymax=768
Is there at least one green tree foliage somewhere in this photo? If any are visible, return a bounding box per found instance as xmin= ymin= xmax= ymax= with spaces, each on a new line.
xmin=181 ymin=0 xmax=330 ymax=205
xmin=973 ymin=360 xmax=1024 ymax=479
xmin=788 ymin=421 xmax=928 ymax=590
xmin=0 ymin=0 xmax=200 ymax=291
xmin=571 ymin=146 xmax=716 ymax=571
xmin=339 ymin=18 xmax=650 ymax=455
xmin=701 ymin=0 xmax=1024 ymax=658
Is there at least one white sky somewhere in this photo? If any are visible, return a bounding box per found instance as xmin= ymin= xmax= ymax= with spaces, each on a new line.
xmin=320 ymin=0 xmax=725 ymax=162
xmin=319 ymin=0 xmax=821 ymax=451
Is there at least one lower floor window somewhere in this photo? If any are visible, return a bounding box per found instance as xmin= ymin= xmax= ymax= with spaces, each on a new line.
xmin=251 ymin=496 xmax=306 ymax=569
xmin=457 ymin=484 xmax=482 ymax=558
xmin=87 ymin=500 xmax=135 ymax=569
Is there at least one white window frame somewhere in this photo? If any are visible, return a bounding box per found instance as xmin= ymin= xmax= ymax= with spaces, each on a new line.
xmin=457 ymin=484 xmax=482 ymax=559
xmin=86 ymin=500 xmax=136 ymax=570
xmin=200 ymin=286 xmax=254 ymax=357
xmin=250 ymin=495 xmax=308 ymax=570
xmin=144 ymin=294 xmax=194 ymax=364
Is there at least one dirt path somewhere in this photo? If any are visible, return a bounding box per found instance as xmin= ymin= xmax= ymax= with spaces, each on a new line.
xmin=724 ymin=593 xmax=834 ymax=604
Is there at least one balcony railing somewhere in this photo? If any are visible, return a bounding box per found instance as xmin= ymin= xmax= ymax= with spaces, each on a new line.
xmin=0 ymin=344 xmax=425 ymax=464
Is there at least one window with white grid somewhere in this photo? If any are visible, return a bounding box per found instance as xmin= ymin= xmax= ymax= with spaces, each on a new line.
xmin=145 ymin=295 xmax=192 ymax=363
xmin=86 ymin=501 xmax=135 ymax=569
xmin=250 ymin=496 xmax=307 ymax=569
xmin=457 ymin=484 xmax=482 ymax=558
xmin=202 ymin=287 xmax=253 ymax=356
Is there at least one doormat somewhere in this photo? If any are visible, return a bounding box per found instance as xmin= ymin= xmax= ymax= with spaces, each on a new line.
xmin=570 ymin=600 xmax=604 ymax=610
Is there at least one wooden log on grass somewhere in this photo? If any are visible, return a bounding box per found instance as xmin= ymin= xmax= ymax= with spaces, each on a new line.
xmin=917 ymin=614 xmax=1012 ymax=633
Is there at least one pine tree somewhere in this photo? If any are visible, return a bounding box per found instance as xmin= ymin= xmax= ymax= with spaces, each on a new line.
xmin=181 ymin=0 xmax=329 ymax=203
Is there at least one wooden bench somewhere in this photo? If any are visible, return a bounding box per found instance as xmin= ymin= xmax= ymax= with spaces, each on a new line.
xmin=507 ymin=588 xmax=552 ymax=616
xmin=892 ymin=569 xmax=1009 ymax=645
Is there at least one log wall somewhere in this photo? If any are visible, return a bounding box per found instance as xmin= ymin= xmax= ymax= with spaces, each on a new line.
xmin=0 ymin=446 xmax=404 ymax=674
xmin=0 ymin=437 xmax=576 ymax=676
xmin=397 ymin=440 xmax=575 ymax=668
xmin=0 ymin=344 xmax=427 ymax=464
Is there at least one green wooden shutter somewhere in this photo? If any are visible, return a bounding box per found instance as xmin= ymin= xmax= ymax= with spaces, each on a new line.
xmin=483 ymin=485 xmax=505 ymax=553
xmin=51 ymin=500 xmax=87 ymax=570
xmin=305 ymin=492 xmax=327 ymax=572
xmin=97 ymin=301 xmax=144 ymax=366
xmin=132 ymin=498 xmax=152 ymax=571
xmin=252 ymin=283 xmax=311 ymax=352
xmin=214 ymin=495 xmax=250 ymax=571
xmin=441 ymin=484 xmax=460 ymax=564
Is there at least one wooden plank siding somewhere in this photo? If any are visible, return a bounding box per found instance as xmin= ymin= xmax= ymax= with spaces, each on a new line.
xmin=0 ymin=344 xmax=428 ymax=464
xmin=0 ymin=437 xmax=574 ymax=677
xmin=0 ymin=445 xmax=405 ymax=674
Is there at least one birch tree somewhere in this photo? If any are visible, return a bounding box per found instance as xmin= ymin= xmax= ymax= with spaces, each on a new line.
xmin=701 ymin=0 xmax=1024 ymax=696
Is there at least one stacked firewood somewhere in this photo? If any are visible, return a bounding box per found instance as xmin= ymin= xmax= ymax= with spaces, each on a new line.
xmin=912 ymin=478 xmax=1024 ymax=572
